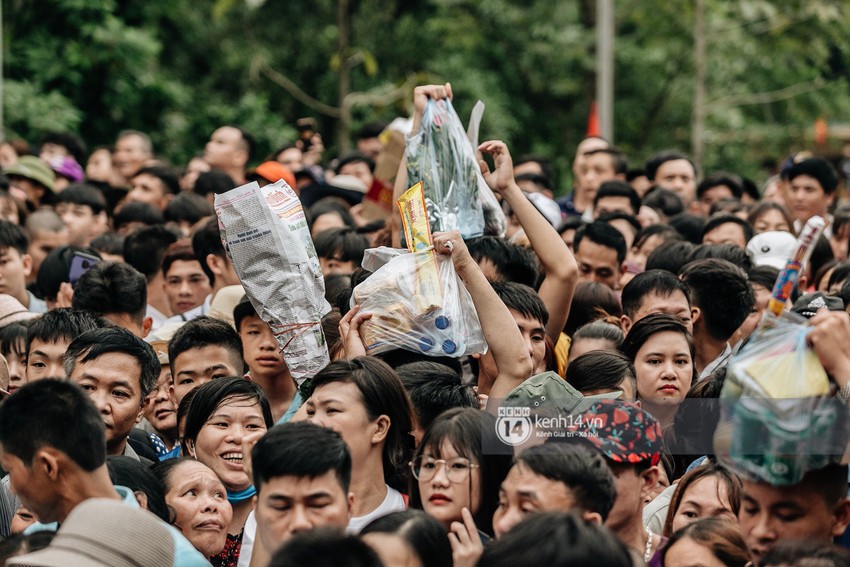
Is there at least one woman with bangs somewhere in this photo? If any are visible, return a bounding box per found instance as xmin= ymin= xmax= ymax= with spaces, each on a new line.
xmin=182 ymin=377 xmax=273 ymax=567
xmin=409 ymin=407 xmax=512 ymax=567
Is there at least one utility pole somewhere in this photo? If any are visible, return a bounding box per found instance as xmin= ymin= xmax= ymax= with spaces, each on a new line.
xmin=337 ymin=0 xmax=351 ymax=153
xmin=691 ymin=0 xmax=706 ymax=176
xmin=596 ymin=0 xmax=614 ymax=141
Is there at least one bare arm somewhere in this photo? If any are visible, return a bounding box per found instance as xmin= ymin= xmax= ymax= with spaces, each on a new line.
xmin=432 ymin=231 xmax=533 ymax=400
xmin=478 ymin=140 xmax=578 ymax=341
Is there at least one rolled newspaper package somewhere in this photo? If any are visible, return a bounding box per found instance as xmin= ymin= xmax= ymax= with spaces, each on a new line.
xmin=214 ymin=180 xmax=331 ymax=386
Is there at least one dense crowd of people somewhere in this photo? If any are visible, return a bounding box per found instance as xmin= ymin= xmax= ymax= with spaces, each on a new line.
xmin=0 ymin=82 xmax=847 ymax=566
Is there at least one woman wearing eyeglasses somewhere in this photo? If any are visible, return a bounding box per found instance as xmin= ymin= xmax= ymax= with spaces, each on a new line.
xmin=409 ymin=407 xmax=513 ymax=567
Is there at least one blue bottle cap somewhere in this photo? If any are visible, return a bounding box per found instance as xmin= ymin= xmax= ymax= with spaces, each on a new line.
xmin=442 ymin=339 xmax=457 ymax=354
xmin=418 ymin=337 xmax=434 ymax=352
xmin=435 ymin=315 xmax=450 ymax=330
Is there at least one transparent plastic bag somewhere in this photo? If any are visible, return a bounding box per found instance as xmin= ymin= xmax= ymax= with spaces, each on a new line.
xmin=406 ymin=98 xmax=506 ymax=239
xmin=715 ymin=311 xmax=850 ymax=485
xmin=352 ymin=248 xmax=486 ymax=357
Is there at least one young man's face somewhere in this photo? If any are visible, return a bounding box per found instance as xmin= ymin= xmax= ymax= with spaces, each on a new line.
xmin=255 ymin=471 xmax=353 ymax=553
xmin=54 ymin=203 xmax=104 ymax=247
xmin=68 ymin=351 xmax=146 ymax=456
xmin=170 ymin=345 xmax=243 ymax=405
xmin=578 ymin=153 xmax=617 ymax=198
xmin=477 ymin=309 xmax=543 ymax=390
xmin=128 ymin=173 xmax=170 ymax=210
xmin=702 ymin=221 xmax=747 ymax=249
xmin=594 ymin=196 xmax=635 ymax=218
xmin=204 ymin=127 xmax=244 ymax=171
xmin=0 ymin=246 xmax=32 ymax=305
xmin=26 ymin=228 xmax=69 ymax=283
xmin=575 ymin=240 xmax=621 ymax=290
xmin=239 ymin=315 xmax=287 ymax=380
xmin=493 ymin=462 xmax=579 ymax=538
xmin=25 ymin=338 xmax=70 ymax=382
xmin=739 ymin=479 xmax=850 ymax=563
xmin=623 ymin=290 xmax=693 ymax=334
xmin=788 ymin=174 xmax=832 ymax=225
xmin=696 ymin=185 xmax=735 ymax=217
xmin=655 ymin=159 xmax=697 ymax=205
xmin=163 ymin=260 xmax=212 ymax=316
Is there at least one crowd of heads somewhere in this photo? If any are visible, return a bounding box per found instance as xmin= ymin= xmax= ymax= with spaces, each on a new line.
xmin=0 ymin=97 xmax=846 ymax=567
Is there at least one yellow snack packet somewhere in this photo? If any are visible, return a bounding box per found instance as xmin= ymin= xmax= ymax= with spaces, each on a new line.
xmin=741 ymin=349 xmax=830 ymax=398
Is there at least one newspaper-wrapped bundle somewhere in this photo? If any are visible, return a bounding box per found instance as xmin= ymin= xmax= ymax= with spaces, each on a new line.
xmin=214 ymin=180 xmax=331 ymax=386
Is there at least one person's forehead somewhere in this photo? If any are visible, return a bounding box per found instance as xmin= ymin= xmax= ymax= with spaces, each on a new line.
xmin=705 ymin=222 xmax=744 ymax=239
xmin=132 ymin=173 xmax=160 ymax=188
xmin=586 ymin=152 xmax=615 ymax=169
xmin=577 ymin=241 xmax=619 ymax=266
xmin=743 ymin=480 xmax=817 ymax=509
xmin=510 ymin=463 xmax=574 ymax=498
xmin=116 ymin=135 xmax=145 ymax=151
xmin=508 ymin=308 xmax=545 ymax=332
xmin=165 ymin=260 xmax=206 ymax=278
xmin=213 ymin=127 xmax=241 ymax=144
xmin=73 ymin=352 xmax=142 ymax=384
xmin=173 ymin=345 xmax=239 ymax=371
xmin=638 ymin=290 xmax=689 ymax=314
xmin=577 ymin=138 xmax=609 ymax=157
xmin=657 ymin=159 xmax=695 ymax=177
xmin=30 ymin=338 xmax=71 ymax=355
xmin=790 ymin=174 xmax=824 ymax=191
xmin=262 ymin=471 xmax=346 ymax=497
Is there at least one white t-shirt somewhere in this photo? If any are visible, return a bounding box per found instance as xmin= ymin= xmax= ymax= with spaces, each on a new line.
xmin=236 ymin=511 xmax=256 ymax=567
xmin=346 ymin=486 xmax=406 ymax=534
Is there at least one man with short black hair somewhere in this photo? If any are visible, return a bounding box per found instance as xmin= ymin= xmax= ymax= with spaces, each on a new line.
xmin=53 ymin=183 xmax=109 ymax=246
xmin=168 ymin=315 xmax=244 ymax=405
xmin=124 ymin=225 xmax=180 ymax=332
xmin=466 ymin=236 xmax=539 ymax=288
xmin=679 ymin=258 xmax=754 ymax=378
xmin=0 ymin=221 xmax=44 ymax=313
xmin=621 ymin=269 xmax=694 ymax=334
xmin=127 ymin=165 xmax=180 ymax=211
xmin=695 ymin=173 xmax=743 ymax=217
xmin=593 ymin=180 xmax=640 ymax=218
xmin=71 ymin=261 xmax=152 ymax=337
xmin=786 ymin=157 xmax=839 ymax=230
xmin=234 ymin=296 xmax=295 ymax=421
xmin=24 ymin=210 xmax=69 ymax=289
xmin=740 ymin=464 xmax=850 ymax=564
xmin=0 ymin=378 xmax=209 ymax=565
xmin=25 ymin=309 xmax=103 ymax=384
xmin=492 ymin=442 xmax=616 ymax=537
xmin=64 ymin=327 xmax=159 ymax=458
xmin=700 ymin=214 xmax=753 ymax=249
xmin=250 ymin=422 xmax=354 ymax=565
xmin=396 ymin=361 xmax=477 ymax=445
xmin=573 ymin=221 xmax=626 ymax=290
xmin=558 ymin=136 xmax=610 ymax=217
xmin=645 ymin=151 xmax=698 ymax=207
xmin=205 ymin=125 xmax=254 ymax=185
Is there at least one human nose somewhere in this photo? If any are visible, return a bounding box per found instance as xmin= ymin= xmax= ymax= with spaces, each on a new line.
xmin=47 ymin=362 xmax=64 ymax=379
xmin=179 ymin=280 xmax=192 ymax=296
xmin=660 ymin=361 xmax=678 ymax=379
xmin=88 ymin=389 xmax=110 ymax=415
xmin=200 ymin=493 xmax=219 ymax=514
xmin=749 ymin=513 xmax=776 ymax=545
xmin=431 ymin=461 xmax=451 ymax=487
xmin=289 ymin=503 xmax=312 ymax=534
xmin=494 ymin=505 xmax=522 ymax=538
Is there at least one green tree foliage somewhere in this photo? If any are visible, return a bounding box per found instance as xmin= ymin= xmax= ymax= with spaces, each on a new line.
xmin=3 ymin=0 xmax=849 ymax=189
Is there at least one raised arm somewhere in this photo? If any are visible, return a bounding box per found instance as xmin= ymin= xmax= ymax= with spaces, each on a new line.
xmin=478 ymin=140 xmax=578 ymax=341
xmin=432 ymin=231 xmax=533 ymax=400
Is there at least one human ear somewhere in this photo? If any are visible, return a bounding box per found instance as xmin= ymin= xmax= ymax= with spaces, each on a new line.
xmin=621 ymin=315 xmax=632 ymax=334
xmin=371 ymin=415 xmax=391 ymax=445
xmin=690 ymin=306 xmax=702 ymax=327
xmin=582 ymin=511 xmax=604 ymax=525
xmin=831 ymin=498 xmax=850 ymax=538
xmin=36 ymin=449 xmax=60 ymax=481
xmin=639 ymin=465 xmax=661 ymax=503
